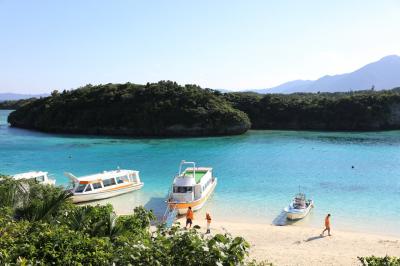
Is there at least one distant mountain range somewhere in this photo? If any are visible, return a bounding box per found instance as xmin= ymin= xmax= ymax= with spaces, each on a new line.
xmin=0 ymin=93 xmax=49 ymax=102
xmin=3 ymin=55 xmax=400 ymax=97
xmin=252 ymin=55 xmax=400 ymax=94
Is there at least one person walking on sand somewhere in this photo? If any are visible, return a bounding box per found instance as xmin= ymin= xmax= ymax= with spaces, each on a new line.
xmin=185 ymin=207 xmax=194 ymax=229
xmin=205 ymin=213 xmax=212 ymax=234
xmin=321 ymin=214 xmax=331 ymax=236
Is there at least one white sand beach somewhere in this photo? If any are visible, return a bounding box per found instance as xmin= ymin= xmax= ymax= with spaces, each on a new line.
xmin=177 ymin=217 xmax=400 ymax=266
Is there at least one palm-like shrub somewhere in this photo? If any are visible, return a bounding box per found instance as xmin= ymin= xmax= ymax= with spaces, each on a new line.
xmin=0 ymin=175 xmax=254 ymax=265
xmin=0 ymin=176 xmax=72 ymax=222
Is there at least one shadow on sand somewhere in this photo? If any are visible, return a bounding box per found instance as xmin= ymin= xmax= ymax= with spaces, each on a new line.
xmin=272 ymin=211 xmax=288 ymax=226
xmin=273 ymin=210 xmax=325 ymax=243
xmin=272 ymin=211 xmax=311 ymax=226
xmin=144 ymin=197 xmax=167 ymax=220
xmin=305 ymin=235 xmax=325 ymax=242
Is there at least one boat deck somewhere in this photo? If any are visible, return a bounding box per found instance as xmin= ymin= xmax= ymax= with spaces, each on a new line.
xmin=184 ymin=170 xmax=207 ymax=183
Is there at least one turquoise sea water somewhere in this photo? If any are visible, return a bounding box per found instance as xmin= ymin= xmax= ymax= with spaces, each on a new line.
xmin=1 ymin=110 xmax=399 ymax=236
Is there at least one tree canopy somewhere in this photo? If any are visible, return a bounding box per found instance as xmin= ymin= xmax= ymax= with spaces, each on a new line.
xmin=224 ymin=88 xmax=400 ymax=130
xmin=7 ymin=82 xmax=400 ymax=135
xmin=0 ymin=98 xmax=36 ymax=110
xmin=7 ymin=81 xmax=250 ymax=137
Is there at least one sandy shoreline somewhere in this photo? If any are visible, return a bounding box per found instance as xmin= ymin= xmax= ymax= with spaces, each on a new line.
xmin=176 ymin=217 xmax=400 ymax=266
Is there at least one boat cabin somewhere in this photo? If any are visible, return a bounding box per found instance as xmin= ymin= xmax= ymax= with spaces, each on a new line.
xmin=293 ymin=193 xmax=308 ymax=209
xmin=67 ymin=169 xmax=140 ymax=194
xmin=65 ymin=168 xmax=144 ymax=203
xmin=170 ymin=161 xmax=214 ymax=203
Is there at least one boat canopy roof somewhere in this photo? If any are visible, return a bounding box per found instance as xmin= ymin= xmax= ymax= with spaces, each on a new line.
xmin=183 ymin=168 xmax=211 ymax=183
xmin=174 ymin=167 xmax=212 ymax=186
xmin=13 ymin=171 xmax=48 ymax=180
xmin=174 ymin=177 xmax=197 ymax=187
xmin=67 ymin=169 xmax=138 ymax=182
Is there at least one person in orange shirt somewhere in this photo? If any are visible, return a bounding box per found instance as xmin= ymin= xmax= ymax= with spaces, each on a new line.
xmin=185 ymin=207 xmax=194 ymax=229
xmin=205 ymin=213 xmax=212 ymax=234
xmin=321 ymin=213 xmax=331 ymax=236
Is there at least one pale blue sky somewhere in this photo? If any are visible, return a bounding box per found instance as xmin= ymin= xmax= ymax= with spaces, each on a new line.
xmin=1 ymin=0 xmax=400 ymax=93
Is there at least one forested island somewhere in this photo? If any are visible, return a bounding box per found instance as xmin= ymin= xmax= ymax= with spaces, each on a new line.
xmin=7 ymin=81 xmax=250 ymax=137
xmin=224 ymin=88 xmax=400 ymax=130
xmin=0 ymin=98 xmax=36 ymax=110
xmin=6 ymin=81 xmax=400 ymax=136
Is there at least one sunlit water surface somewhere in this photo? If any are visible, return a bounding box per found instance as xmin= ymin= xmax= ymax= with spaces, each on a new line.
xmin=1 ymin=110 xmax=399 ymax=236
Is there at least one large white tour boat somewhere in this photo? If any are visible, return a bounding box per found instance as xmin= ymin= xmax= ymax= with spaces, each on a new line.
xmin=166 ymin=161 xmax=217 ymax=215
xmin=13 ymin=171 xmax=56 ymax=185
xmin=65 ymin=168 xmax=144 ymax=203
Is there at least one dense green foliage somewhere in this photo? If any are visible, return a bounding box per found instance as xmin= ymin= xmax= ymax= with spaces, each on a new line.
xmin=8 ymin=81 xmax=400 ymax=136
xmin=358 ymin=256 xmax=400 ymax=266
xmin=8 ymin=82 xmax=400 ymax=135
xmin=0 ymin=175 xmax=254 ymax=265
xmin=8 ymin=81 xmax=250 ymax=137
xmin=225 ymin=88 xmax=400 ymax=130
xmin=0 ymin=98 xmax=36 ymax=110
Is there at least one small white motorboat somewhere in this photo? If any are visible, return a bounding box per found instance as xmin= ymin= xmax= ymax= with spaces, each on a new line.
xmin=284 ymin=192 xmax=314 ymax=220
xmin=65 ymin=168 xmax=144 ymax=203
xmin=13 ymin=171 xmax=56 ymax=185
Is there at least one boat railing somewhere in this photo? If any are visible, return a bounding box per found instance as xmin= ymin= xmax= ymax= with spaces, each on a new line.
xmin=178 ymin=160 xmax=196 ymax=176
xmin=162 ymin=204 xmax=178 ymax=228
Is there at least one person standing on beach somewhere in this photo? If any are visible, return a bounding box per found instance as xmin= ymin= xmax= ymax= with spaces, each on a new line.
xmin=205 ymin=213 xmax=212 ymax=234
xmin=185 ymin=207 xmax=193 ymax=229
xmin=321 ymin=214 xmax=331 ymax=236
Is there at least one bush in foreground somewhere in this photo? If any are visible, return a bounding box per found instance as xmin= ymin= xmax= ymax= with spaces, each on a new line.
xmin=0 ymin=175 xmax=254 ymax=265
xmin=358 ymin=256 xmax=400 ymax=266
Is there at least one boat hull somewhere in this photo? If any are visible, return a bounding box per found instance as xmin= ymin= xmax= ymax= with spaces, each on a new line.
xmin=285 ymin=201 xmax=314 ymax=220
xmin=72 ymin=182 xmax=144 ymax=203
xmin=168 ymin=178 xmax=217 ymax=215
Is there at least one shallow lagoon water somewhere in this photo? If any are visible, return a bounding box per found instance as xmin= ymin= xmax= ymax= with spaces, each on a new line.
xmin=1 ymin=110 xmax=399 ymax=236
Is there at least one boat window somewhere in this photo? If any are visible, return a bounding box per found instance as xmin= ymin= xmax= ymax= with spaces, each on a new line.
xmin=92 ymin=182 xmax=102 ymax=189
xmin=103 ymin=178 xmax=116 ymax=187
xmin=75 ymin=183 xmax=87 ymax=193
xmin=84 ymin=184 xmax=92 ymax=192
xmin=173 ymin=186 xmax=192 ymax=193
xmin=116 ymin=176 xmax=126 ymax=184
xmin=35 ymin=175 xmax=45 ymax=182
xmin=121 ymin=175 xmax=129 ymax=182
